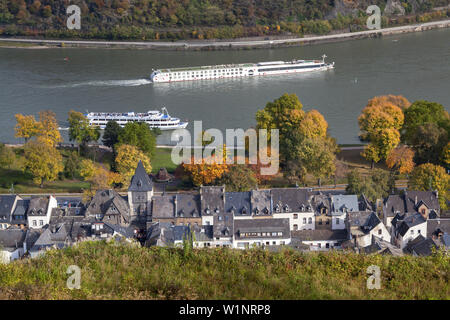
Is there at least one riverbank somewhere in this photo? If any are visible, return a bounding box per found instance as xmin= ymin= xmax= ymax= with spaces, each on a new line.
xmin=0 ymin=19 xmax=449 ymax=50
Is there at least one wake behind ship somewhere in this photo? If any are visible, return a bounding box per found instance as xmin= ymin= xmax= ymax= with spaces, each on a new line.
xmin=150 ymin=55 xmax=334 ymax=83
xmin=86 ymin=107 xmax=187 ymax=130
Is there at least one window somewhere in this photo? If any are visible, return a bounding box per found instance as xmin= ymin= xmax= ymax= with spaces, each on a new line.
xmin=418 ymin=230 xmax=421 ymax=234
xmin=39 ymin=220 xmax=43 ymax=226
xmin=32 ymin=220 xmax=37 ymax=226
xmin=308 ymin=217 xmax=312 ymax=224
xmin=326 ymin=243 xmax=330 ymax=248
xmin=411 ymin=230 xmax=414 ymax=234
xmin=319 ymin=219 xmax=322 ymax=225
xmin=318 ymin=243 xmax=321 ymax=248
xmin=293 ymin=214 xmax=298 ymax=219
xmin=293 ymin=224 xmax=298 ymax=231
xmin=378 ymin=229 xmax=382 ymax=235
xmin=336 ymin=218 xmax=340 ymax=225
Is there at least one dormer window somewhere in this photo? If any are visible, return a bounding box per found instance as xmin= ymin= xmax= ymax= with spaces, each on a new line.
xmin=242 ymin=207 xmax=247 ymax=214
xmin=263 ymin=207 xmax=269 ymax=214
xmin=255 ymin=208 xmax=259 ymax=215
xmin=215 ymin=208 xmax=219 ymax=214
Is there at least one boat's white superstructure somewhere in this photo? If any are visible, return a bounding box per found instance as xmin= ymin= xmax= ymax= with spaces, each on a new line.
xmin=150 ymin=55 xmax=334 ymax=83
xmin=85 ymin=107 xmax=188 ymax=130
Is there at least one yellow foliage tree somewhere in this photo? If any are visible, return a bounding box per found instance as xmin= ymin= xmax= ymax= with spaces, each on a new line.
xmin=36 ymin=110 xmax=62 ymax=147
xmin=299 ymin=109 xmax=328 ymax=139
xmin=23 ymin=140 xmax=63 ymax=188
xmin=115 ymin=144 xmax=152 ymax=184
xmin=409 ymin=163 xmax=449 ymax=209
xmin=14 ymin=114 xmax=41 ymax=143
xmin=386 ymin=145 xmax=415 ymax=174
xmin=367 ymin=94 xmax=411 ymax=110
xmin=80 ymin=159 xmax=122 ymax=203
xmin=441 ymin=142 xmax=450 ymax=166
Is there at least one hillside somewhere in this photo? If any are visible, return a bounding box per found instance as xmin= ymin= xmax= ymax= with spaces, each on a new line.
xmin=0 ymin=0 xmax=449 ymax=40
xmin=0 ymin=240 xmax=448 ymax=299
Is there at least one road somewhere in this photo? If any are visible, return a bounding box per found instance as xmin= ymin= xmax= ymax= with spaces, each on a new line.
xmin=0 ymin=19 xmax=449 ymax=50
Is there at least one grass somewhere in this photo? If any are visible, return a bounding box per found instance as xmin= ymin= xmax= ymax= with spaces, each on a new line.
xmin=0 ymin=240 xmax=448 ymax=300
xmin=151 ymin=147 xmax=177 ymax=174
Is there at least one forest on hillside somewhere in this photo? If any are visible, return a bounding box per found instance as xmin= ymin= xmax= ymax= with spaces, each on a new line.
xmin=0 ymin=0 xmax=449 ymax=40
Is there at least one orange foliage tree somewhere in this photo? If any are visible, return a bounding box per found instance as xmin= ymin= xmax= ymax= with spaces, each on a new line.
xmin=386 ymin=145 xmax=415 ymax=174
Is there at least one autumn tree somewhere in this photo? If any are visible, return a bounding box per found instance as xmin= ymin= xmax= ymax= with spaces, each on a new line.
xmin=79 ymin=159 xmax=122 ymax=202
xmin=115 ymin=144 xmax=152 ymax=184
xmin=358 ymin=96 xmax=405 ymax=167
xmin=409 ymin=163 xmax=449 ymax=209
xmin=386 ymin=145 xmax=415 ymax=174
xmin=36 ymin=110 xmax=62 ymax=147
xmin=68 ymin=110 xmax=100 ymax=155
xmin=23 ymin=140 xmax=63 ymax=188
xmin=218 ymin=164 xmax=257 ymax=191
xmin=366 ymin=95 xmax=411 ymax=110
xmin=14 ymin=114 xmax=41 ymax=143
xmin=442 ymin=142 xmax=450 ymax=167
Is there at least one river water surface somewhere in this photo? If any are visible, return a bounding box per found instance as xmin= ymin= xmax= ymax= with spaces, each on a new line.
xmin=0 ymin=28 xmax=449 ymax=144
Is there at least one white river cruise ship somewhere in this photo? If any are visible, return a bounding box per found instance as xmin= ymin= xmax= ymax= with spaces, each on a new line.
xmin=150 ymin=55 xmax=334 ymax=83
xmin=85 ymin=107 xmax=188 ymax=130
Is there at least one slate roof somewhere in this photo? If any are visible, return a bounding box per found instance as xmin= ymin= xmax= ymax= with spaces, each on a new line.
xmin=192 ymin=225 xmax=214 ymax=241
xmin=396 ymin=213 xmax=426 ymax=237
xmin=403 ymin=235 xmax=437 ymax=256
xmin=200 ymin=186 xmax=225 ymax=215
xmin=104 ymin=222 xmax=136 ymax=238
xmin=309 ymin=192 xmax=332 ymax=215
xmin=427 ymin=219 xmax=450 ymax=239
xmin=12 ymin=200 xmax=29 ymax=224
xmin=250 ymin=189 xmax=272 ymax=216
xmin=358 ymin=194 xmax=375 ymax=212
xmin=331 ymin=194 xmax=359 ymax=215
xmin=348 ymin=211 xmax=382 ymax=235
xmin=128 ymin=160 xmax=153 ymax=192
xmin=225 ymin=192 xmax=251 ymax=216
xmin=151 ymin=195 xmax=176 ymax=219
xmin=383 ymin=194 xmax=406 ymax=217
xmin=86 ymin=189 xmax=129 ymax=218
xmin=363 ymin=236 xmax=404 ymax=256
xmin=234 ymin=218 xmax=290 ymax=240
xmin=0 ymin=195 xmax=17 ymax=223
xmin=404 ymin=190 xmax=440 ymax=213
xmin=176 ymin=194 xmax=201 ymax=218
xmin=271 ymin=188 xmax=311 ymax=213
xmin=291 ymin=229 xmax=348 ymax=241
xmin=0 ymin=229 xmax=26 ymax=250
xmin=27 ymin=196 xmax=50 ymax=216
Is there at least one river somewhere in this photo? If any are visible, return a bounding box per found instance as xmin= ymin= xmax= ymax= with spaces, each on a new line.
xmin=0 ymin=28 xmax=449 ymax=145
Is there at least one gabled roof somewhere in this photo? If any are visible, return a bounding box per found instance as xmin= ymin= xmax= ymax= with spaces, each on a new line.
xmin=225 ymin=192 xmax=251 ymax=216
xmin=291 ymin=229 xmax=348 ymax=241
xmin=404 ymin=190 xmax=440 ymax=213
xmin=403 ymin=235 xmax=437 ymax=256
xmin=200 ymin=186 xmax=225 ymax=215
xmin=27 ymin=196 xmax=50 ymax=216
xmin=250 ymin=189 xmax=272 ymax=215
xmin=331 ymin=194 xmax=359 ymax=215
xmin=151 ymin=195 xmax=176 ymax=219
xmin=0 ymin=195 xmax=18 ymax=223
xmin=128 ymin=160 xmax=153 ymax=192
xmin=176 ymin=194 xmax=201 ymax=218
xmin=396 ymin=213 xmax=426 ymax=237
xmin=383 ymin=194 xmax=406 ymax=217
xmin=86 ymin=189 xmax=129 ymax=217
xmin=271 ymin=188 xmax=311 ymax=213
xmin=0 ymin=229 xmax=26 ymax=250
xmin=234 ymin=218 xmax=290 ymax=239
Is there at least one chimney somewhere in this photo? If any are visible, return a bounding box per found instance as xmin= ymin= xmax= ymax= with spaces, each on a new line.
xmin=414 ymin=196 xmax=417 ymax=205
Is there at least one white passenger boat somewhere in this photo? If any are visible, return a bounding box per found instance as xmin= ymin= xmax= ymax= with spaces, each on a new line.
xmin=85 ymin=107 xmax=188 ymax=130
xmin=150 ymin=55 xmax=334 ymax=83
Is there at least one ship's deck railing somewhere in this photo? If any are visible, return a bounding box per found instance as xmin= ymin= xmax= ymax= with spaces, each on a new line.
xmin=158 ymin=63 xmax=255 ymax=73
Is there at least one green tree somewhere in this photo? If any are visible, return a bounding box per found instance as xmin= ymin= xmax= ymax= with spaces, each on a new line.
xmin=102 ymin=121 xmax=122 ymax=151
xmin=346 ymin=169 xmax=395 ymax=202
xmin=409 ymin=122 xmax=448 ymax=165
xmin=402 ymin=100 xmax=450 ymax=144
xmin=64 ymin=151 xmax=81 ymax=179
xmin=0 ymin=144 xmax=15 ymax=169
xmin=118 ymin=122 xmax=157 ymax=159
xmin=68 ymin=110 xmax=100 ymax=155
xmin=218 ymin=165 xmax=257 ymax=191
xmin=409 ymin=163 xmax=449 ymax=210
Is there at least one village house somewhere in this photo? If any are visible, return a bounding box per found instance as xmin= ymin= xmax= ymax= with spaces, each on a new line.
xmin=27 ymin=195 xmax=57 ymax=229
xmin=271 ymin=188 xmax=314 ymax=231
xmin=234 ymin=218 xmax=291 ymax=249
xmin=345 ymin=211 xmax=391 ymax=249
xmin=0 ymin=228 xmax=26 ymax=263
xmin=391 ymin=212 xmax=428 ymax=249
xmin=0 ymin=195 xmax=21 ymax=230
